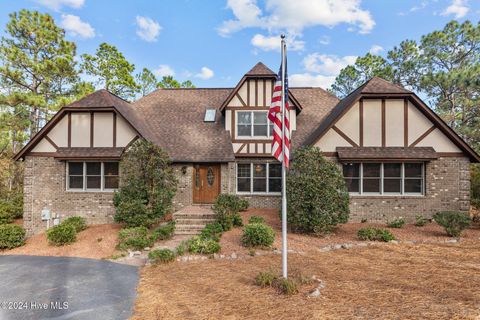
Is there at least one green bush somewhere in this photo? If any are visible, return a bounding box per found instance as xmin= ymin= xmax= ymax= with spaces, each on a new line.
xmin=386 ymin=217 xmax=405 ymax=228
xmin=357 ymin=227 xmax=395 ymax=242
xmin=0 ymin=192 xmax=23 ymax=219
xmin=414 ymin=215 xmax=429 ymax=227
xmin=186 ymin=236 xmax=221 ymax=254
xmin=433 ymin=211 xmax=471 ymax=237
xmin=62 ymin=216 xmax=87 ymax=232
xmin=118 ymin=226 xmax=153 ymax=250
xmin=241 ymin=223 xmax=275 ymax=247
xmin=47 ymin=224 xmax=76 ymax=246
xmin=286 ymin=147 xmax=350 ymax=234
xmin=255 ymin=271 xmax=277 ymax=287
xmin=213 ymin=194 xmax=248 ymax=231
xmin=273 ymin=278 xmax=298 ymax=295
xmin=148 ymin=248 xmax=176 ymax=263
xmin=0 ymin=224 xmax=26 ymax=249
xmin=152 ymin=221 xmax=175 ymax=241
xmin=175 ymin=241 xmax=188 ymax=256
xmin=0 ymin=212 xmax=13 ymax=225
xmin=248 ymin=215 xmax=265 ymax=224
xmin=200 ymin=222 xmax=224 ymax=241
xmin=114 ymin=139 xmax=177 ymax=228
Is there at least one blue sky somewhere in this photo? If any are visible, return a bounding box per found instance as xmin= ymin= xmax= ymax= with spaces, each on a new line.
xmin=1 ymin=0 xmax=479 ymax=89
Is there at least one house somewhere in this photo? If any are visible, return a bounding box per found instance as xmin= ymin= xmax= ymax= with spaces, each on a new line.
xmin=15 ymin=62 xmax=479 ymax=235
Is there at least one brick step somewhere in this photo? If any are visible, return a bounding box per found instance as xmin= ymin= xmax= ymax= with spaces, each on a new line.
xmin=175 ymin=218 xmax=215 ymax=225
xmin=174 ymin=230 xmax=202 ymax=235
xmin=173 ymin=213 xmax=216 ymax=220
xmin=175 ymin=224 xmax=207 ymax=230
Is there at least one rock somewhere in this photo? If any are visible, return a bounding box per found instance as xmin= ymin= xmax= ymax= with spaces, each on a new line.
xmin=319 ymin=246 xmax=331 ymax=252
xmin=273 ymin=249 xmax=280 ymax=254
xmin=390 ymin=240 xmax=399 ymax=244
xmin=220 ymin=254 xmax=225 ymax=259
xmin=231 ymin=252 xmax=237 ymax=259
xmin=144 ymin=247 xmax=151 ymax=251
xmin=308 ymin=288 xmax=321 ymax=298
xmin=445 ymin=239 xmax=458 ymax=243
xmin=333 ymin=244 xmax=342 ymax=250
xmin=356 ymin=243 xmax=368 ymax=247
xmin=181 ymin=256 xmax=188 ymax=262
xmin=341 ymin=243 xmax=353 ymax=249
xmin=213 ymin=253 xmax=220 ymax=259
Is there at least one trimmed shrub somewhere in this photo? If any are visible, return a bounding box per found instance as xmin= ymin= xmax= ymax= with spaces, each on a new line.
xmin=241 ymin=223 xmax=275 ymax=247
xmin=152 ymin=221 xmax=175 ymax=241
xmin=232 ymin=213 xmax=243 ymax=227
xmin=148 ymin=248 xmax=176 ymax=264
xmin=273 ymin=278 xmax=298 ymax=295
xmin=414 ymin=215 xmax=429 ymax=227
xmin=387 ymin=217 xmax=405 ymax=229
xmin=0 ymin=192 xmax=23 ymax=219
xmin=200 ymin=222 xmax=224 ymax=241
xmin=62 ymin=216 xmax=87 ymax=233
xmin=286 ymin=147 xmax=349 ymax=235
xmin=118 ymin=226 xmax=153 ymax=250
xmin=357 ymin=227 xmax=395 ymax=242
xmin=0 ymin=212 xmax=13 ymax=225
xmin=239 ymin=198 xmax=249 ymax=211
xmin=248 ymin=215 xmax=265 ymax=224
xmin=255 ymin=271 xmax=277 ymax=287
xmin=0 ymin=224 xmax=26 ymax=249
xmin=213 ymin=194 xmax=249 ymax=231
xmin=186 ymin=236 xmax=221 ymax=254
xmin=114 ymin=139 xmax=177 ymax=228
xmin=47 ymin=224 xmax=76 ymax=246
xmin=433 ymin=211 xmax=471 ymax=237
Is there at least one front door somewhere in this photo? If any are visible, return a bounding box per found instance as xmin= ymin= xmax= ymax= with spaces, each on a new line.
xmin=193 ymin=164 xmax=221 ymax=204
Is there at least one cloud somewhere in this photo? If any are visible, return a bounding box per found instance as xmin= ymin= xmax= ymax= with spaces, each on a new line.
xmin=369 ymin=45 xmax=383 ymax=54
xmin=36 ymin=0 xmax=84 ymax=10
xmin=136 ymin=16 xmax=162 ymax=42
xmin=303 ymin=53 xmax=357 ymax=76
xmin=441 ymin=0 xmax=469 ymax=18
xmin=60 ymin=14 xmax=95 ymax=39
xmin=251 ymin=34 xmax=305 ymax=51
xmin=154 ymin=65 xmax=175 ymax=77
xmin=195 ymin=67 xmax=214 ymax=80
xmin=219 ymin=0 xmax=375 ymax=36
xmin=319 ymin=35 xmax=330 ymax=45
xmin=289 ymin=73 xmax=336 ymax=89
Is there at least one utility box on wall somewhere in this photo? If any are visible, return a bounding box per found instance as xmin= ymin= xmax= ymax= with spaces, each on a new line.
xmin=41 ymin=208 xmax=51 ymax=221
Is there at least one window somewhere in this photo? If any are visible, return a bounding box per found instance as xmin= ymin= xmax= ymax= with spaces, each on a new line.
xmin=237 ymin=111 xmax=271 ymax=137
xmin=342 ymin=162 xmax=424 ymax=195
xmin=204 ymin=109 xmax=216 ymax=122
xmin=236 ymin=163 xmax=281 ymax=194
xmin=67 ymin=162 xmax=119 ymax=191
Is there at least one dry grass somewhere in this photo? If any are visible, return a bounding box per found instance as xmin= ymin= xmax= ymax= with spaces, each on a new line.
xmin=0 ymin=224 xmax=122 ymax=259
xmin=132 ymin=241 xmax=480 ymax=320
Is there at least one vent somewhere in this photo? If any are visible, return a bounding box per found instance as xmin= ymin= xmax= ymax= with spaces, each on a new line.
xmin=204 ymin=109 xmax=216 ymax=122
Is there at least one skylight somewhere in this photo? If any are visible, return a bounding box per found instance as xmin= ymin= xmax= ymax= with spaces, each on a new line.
xmin=204 ymin=109 xmax=216 ymax=122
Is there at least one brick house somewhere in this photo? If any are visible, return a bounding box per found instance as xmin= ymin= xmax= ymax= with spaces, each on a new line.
xmin=15 ymin=62 xmax=480 ymax=234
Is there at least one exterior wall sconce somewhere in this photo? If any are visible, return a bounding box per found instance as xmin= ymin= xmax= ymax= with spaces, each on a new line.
xmin=181 ymin=166 xmax=187 ymax=175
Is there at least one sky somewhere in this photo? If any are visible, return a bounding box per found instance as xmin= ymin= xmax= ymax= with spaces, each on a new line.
xmin=1 ymin=0 xmax=479 ymax=90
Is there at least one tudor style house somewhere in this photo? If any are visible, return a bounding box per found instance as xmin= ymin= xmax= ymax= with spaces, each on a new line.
xmin=15 ymin=62 xmax=479 ymax=235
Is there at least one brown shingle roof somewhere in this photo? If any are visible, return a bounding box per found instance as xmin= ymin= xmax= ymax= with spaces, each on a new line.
xmin=54 ymin=147 xmax=124 ymax=160
xmin=336 ymin=147 xmax=438 ymax=160
xmin=361 ymin=77 xmax=411 ymax=94
xmin=245 ymin=62 xmax=276 ymax=76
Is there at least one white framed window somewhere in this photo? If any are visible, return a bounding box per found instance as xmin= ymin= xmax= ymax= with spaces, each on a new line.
xmin=67 ymin=161 xmax=119 ymax=191
xmin=342 ymin=162 xmax=424 ymax=196
xmin=236 ymin=111 xmax=272 ymax=138
xmin=236 ymin=163 xmax=281 ymax=194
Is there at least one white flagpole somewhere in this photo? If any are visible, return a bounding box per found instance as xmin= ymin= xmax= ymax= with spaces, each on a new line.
xmin=280 ymin=34 xmax=288 ymax=279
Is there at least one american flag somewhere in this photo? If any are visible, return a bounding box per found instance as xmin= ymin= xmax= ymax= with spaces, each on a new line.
xmin=268 ymin=62 xmax=290 ymax=168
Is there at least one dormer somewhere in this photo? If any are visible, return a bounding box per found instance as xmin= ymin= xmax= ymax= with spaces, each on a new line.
xmin=220 ymin=62 xmax=302 ymax=157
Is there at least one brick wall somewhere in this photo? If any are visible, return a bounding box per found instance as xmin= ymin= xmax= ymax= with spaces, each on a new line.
xmin=23 ymin=156 xmax=115 ymax=235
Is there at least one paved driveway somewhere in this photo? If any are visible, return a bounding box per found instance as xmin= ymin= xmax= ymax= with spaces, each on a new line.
xmin=0 ymin=255 xmax=138 ymax=320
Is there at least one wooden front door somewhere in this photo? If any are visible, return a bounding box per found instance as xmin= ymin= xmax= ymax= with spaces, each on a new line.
xmin=193 ymin=164 xmax=221 ymax=204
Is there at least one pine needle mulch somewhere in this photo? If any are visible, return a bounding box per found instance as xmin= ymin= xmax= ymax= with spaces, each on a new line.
xmin=132 ymin=241 xmax=480 ymax=320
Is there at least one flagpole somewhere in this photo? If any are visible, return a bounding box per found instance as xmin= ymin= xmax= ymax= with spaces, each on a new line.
xmin=280 ymin=34 xmax=288 ymax=279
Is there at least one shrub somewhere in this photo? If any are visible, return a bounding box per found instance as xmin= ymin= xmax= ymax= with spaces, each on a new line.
xmin=241 ymin=223 xmax=275 ymax=247
xmin=175 ymin=241 xmax=188 ymax=256
xmin=471 ymin=164 xmax=480 ymax=208
xmin=232 ymin=213 xmax=243 ymax=227
xmin=0 ymin=224 xmax=26 ymax=249
xmin=433 ymin=211 xmax=471 ymax=237
xmin=152 ymin=221 xmax=175 ymax=241
xmin=286 ymin=147 xmax=349 ymax=234
xmin=186 ymin=236 xmax=221 ymax=254
xmin=357 ymin=227 xmax=395 ymax=242
xmin=114 ymin=139 xmax=177 ymax=228
xmin=62 ymin=216 xmax=87 ymax=232
xmin=47 ymin=224 xmax=76 ymax=246
xmin=248 ymin=215 xmax=265 ymax=224
xmin=273 ymin=278 xmax=298 ymax=295
xmin=0 ymin=212 xmax=13 ymax=225
xmin=255 ymin=271 xmax=277 ymax=287
xmin=386 ymin=217 xmax=405 ymax=228
xmin=239 ymin=198 xmax=249 ymax=211
xmin=0 ymin=192 xmax=23 ymax=219
xmin=148 ymin=248 xmax=176 ymax=263
xmin=200 ymin=222 xmax=224 ymax=241
xmin=118 ymin=226 xmax=153 ymax=250
xmin=213 ymin=194 xmax=248 ymax=231
xmin=414 ymin=215 xmax=429 ymax=227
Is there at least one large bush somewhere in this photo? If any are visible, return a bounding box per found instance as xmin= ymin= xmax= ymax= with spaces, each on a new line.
xmin=433 ymin=211 xmax=471 ymax=237
xmin=47 ymin=224 xmax=76 ymax=246
xmin=0 ymin=224 xmax=26 ymax=249
xmin=0 ymin=212 xmax=13 ymax=225
xmin=213 ymin=194 xmax=248 ymax=231
xmin=286 ymin=147 xmax=350 ymax=234
xmin=184 ymin=236 xmax=221 ymax=254
xmin=0 ymin=192 xmax=23 ymax=220
xmin=241 ymin=223 xmax=275 ymax=247
xmin=62 ymin=216 xmax=87 ymax=233
xmin=113 ymin=139 xmax=177 ymax=228
xmin=118 ymin=226 xmax=153 ymax=250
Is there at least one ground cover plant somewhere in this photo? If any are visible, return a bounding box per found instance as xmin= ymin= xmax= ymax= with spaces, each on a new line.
xmin=357 ymin=227 xmax=395 ymax=242
xmin=433 ymin=211 xmax=471 ymax=237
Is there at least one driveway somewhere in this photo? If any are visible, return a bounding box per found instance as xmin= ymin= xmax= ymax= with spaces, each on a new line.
xmin=0 ymin=255 xmax=139 ymax=320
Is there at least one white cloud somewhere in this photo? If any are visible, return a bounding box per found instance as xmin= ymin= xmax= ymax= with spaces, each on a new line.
xmin=135 ymin=16 xmax=162 ymax=42
xmin=60 ymin=14 xmax=95 ymax=39
xmin=441 ymin=0 xmax=469 ymax=18
xmin=319 ymin=35 xmax=330 ymax=45
xmin=154 ymin=65 xmax=175 ymax=77
xmin=303 ymin=53 xmax=357 ymax=76
xmin=251 ymin=34 xmax=304 ymax=51
xmin=36 ymin=0 xmax=84 ymax=10
xmin=289 ymin=73 xmax=336 ymax=89
xmin=369 ymin=44 xmax=384 ymax=55
xmin=219 ymin=0 xmax=375 ymax=36
xmin=195 ymin=67 xmax=214 ymax=80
